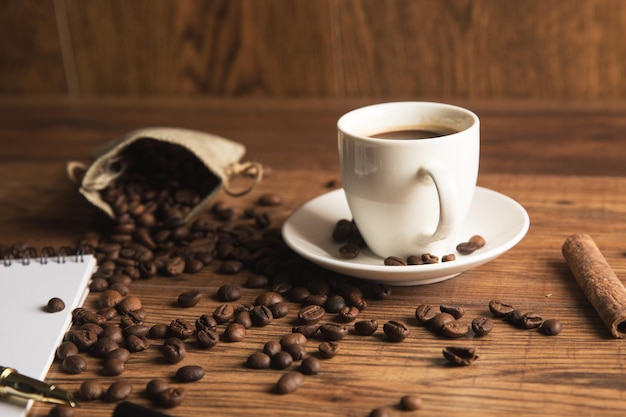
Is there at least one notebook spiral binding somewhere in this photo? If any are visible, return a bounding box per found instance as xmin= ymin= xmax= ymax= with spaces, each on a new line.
xmin=1 ymin=244 xmax=96 ymax=267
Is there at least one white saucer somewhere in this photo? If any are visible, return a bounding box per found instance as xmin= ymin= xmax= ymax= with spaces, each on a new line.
xmin=282 ymin=187 xmax=530 ymax=286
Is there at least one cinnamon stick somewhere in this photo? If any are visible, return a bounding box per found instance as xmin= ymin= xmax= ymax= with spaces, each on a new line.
xmin=562 ymin=233 xmax=626 ymax=338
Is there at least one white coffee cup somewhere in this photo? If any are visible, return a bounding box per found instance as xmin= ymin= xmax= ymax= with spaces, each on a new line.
xmin=337 ymin=101 xmax=480 ymax=259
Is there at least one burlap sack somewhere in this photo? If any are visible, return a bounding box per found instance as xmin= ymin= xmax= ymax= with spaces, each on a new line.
xmin=67 ymin=127 xmax=262 ymax=220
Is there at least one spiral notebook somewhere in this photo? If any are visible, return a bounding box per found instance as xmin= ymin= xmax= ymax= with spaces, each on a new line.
xmin=0 ymin=253 xmax=96 ymax=416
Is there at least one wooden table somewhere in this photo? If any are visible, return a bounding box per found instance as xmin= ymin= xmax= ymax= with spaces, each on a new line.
xmin=2 ymin=98 xmax=626 ymax=417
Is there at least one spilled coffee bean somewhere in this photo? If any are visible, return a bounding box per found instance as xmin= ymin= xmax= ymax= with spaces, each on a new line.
xmin=442 ymin=346 xmax=478 ymax=366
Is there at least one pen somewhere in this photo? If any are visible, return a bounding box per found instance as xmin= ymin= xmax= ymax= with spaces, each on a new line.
xmin=0 ymin=366 xmax=78 ymax=408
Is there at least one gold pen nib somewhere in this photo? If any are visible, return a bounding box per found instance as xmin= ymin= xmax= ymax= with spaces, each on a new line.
xmin=0 ymin=367 xmax=79 ymax=408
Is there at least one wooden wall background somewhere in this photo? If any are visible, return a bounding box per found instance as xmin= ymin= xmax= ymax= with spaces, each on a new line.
xmin=1 ymin=0 xmax=626 ymax=99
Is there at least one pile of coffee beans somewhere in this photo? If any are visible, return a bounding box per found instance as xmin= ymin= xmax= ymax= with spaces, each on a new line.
xmin=331 ymin=218 xmax=485 ymax=265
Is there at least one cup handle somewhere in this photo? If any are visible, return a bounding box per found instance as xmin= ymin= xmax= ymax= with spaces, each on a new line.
xmin=417 ymin=164 xmax=457 ymax=242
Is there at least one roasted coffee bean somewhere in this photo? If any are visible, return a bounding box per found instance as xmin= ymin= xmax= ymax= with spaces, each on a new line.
xmin=196 ymin=329 xmax=220 ymax=348
xmin=324 ymin=294 xmax=346 ymax=313
xmin=106 ymin=347 xmax=131 ymax=363
xmin=338 ymin=305 xmax=360 ymax=322
xmin=456 ymin=241 xmax=479 ymax=255
xmin=80 ymin=322 xmax=104 ymax=336
xmin=165 ymin=256 xmax=186 ymax=276
xmin=428 ymin=312 xmax=455 ymax=333
xmin=318 ymin=341 xmax=340 ymax=358
xmin=104 ymin=381 xmax=133 ymax=402
xmin=488 ymin=300 xmax=515 ymax=318
xmin=56 ymin=341 xmax=78 ymax=361
xmin=78 ymin=380 xmax=103 ymax=401
xmin=407 ymin=255 xmax=424 ymax=265
xmin=283 ymin=343 xmax=307 ymax=361
xmin=269 ymin=302 xmax=289 ymax=319
xmin=117 ymin=295 xmax=142 ymax=313
xmin=258 ymin=192 xmax=283 ymax=206
xmin=175 ymin=365 xmax=205 ymax=383
xmin=70 ymin=329 xmax=99 ymax=351
xmin=158 ymin=387 xmax=186 ymax=408
xmin=90 ymin=338 xmax=119 ymax=358
xmin=162 ymin=338 xmax=187 ymax=363
xmin=149 ymin=323 xmax=169 ymax=339
xmin=195 ymin=314 xmax=218 ymax=332
xmin=521 ymin=312 xmax=543 ymax=329
xmin=98 ymin=290 xmax=123 ymax=308
xmin=471 ymin=317 xmax=494 ymax=336
xmin=255 ymin=291 xmax=283 ymax=306
xmin=275 ymin=371 xmax=304 ymax=394
xmin=246 ymin=274 xmax=270 ymax=288
xmin=300 ymin=356 xmax=321 ymax=375
xmin=247 ymin=352 xmax=272 ymax=369
xmin=384 ymin=256 xmax=407 ymax=266
xmin=421 ymin=253 xmax=439 ymax=264
xmin=297 ymin=304 xmax=326 ymax=324
xmin=271 ymin=280 xmax=293 ymax=295
xmin=289 ymin=286 xmax=311 ymax=303
xmin=177 ymin=290 xmax=202 ymax=307
xmin=319 ymin=323 xmax=348 ymax=341
xmin=440 ymin=305 xmax=465 ymax=319
xmin=263 ymin=340 xmax=282 ymax=357
xmin=354 ymin=319 xmax=378 ymax=336
xmin=101 ymin=358 xmax=125 ymax=376
xmin=123 ymin=323 xmax=149 ymax=338
xmin=146 ymin=379 xmax=169 ymax=400
xmin=96 ymin=307 xmax=117 ymax=321
xmin=415 ymin=304 xmax=438 ymax=324
xmin=442 ymin=321 xmax=470 ymax=338
xmin=217 ymin=284 xmax=241 ymax=302
xmin=332 ymin=219 xmax=354 ymax=243
xmin=505 ymin=309 xmax=524 ymax=327
xmin=470 ymin=235 xmax=486 ymax=248
xmin=271 ymin=351 xmax=294 ymax=370
xmin=308 ymin=278 xmax=330 ymax=295
xmin=218 ymin=260 xmax=244 ymax=274
xmin=213 ymin=304 xmax=235 ymax=324
xmin=62 ymin=355 xmax=86 ymax=374
xmin=292 ymin=324 xmax=320 ymax=338
xmin=344 ymin=293 xmax=367 ymax=311
xmin=126 ymin=334 xmax=150 ymax=352
xmin=442 ymin=253 xmax=456 ymax=262
xmin=369 ymin=284 xmax=392 ymax=300
xmin=185 ymin=258 xmax=204 ymax=274
xmin=90 ymin=278 xmax=109 ymax=292
xmin=46 ymin=297 xmax=65 ymax=313
xmin=250 ymin=304 xmax=273 ymax=326
xmin=223 ymin=323 xmax=246 ymax=342
xmin=539 ymin=319 xmax=562 ymax=336
xmin=304 ymin=293 xmax=328 ymax=306
xmin=400 ymin=395 xmax=423 ymax=411
xmin=383 ymin=320 xmax=410 ymax=341
xmin=74 ymin=310 xmax=107 ymax=326
xmin=101 ymin=326 xmax=124 ymax=344
xmin=442 ymin=346 xmax=479 ymax=366
xmin=280 ymin=332 xmax=307 ymax=348
xmin=110 ymin=283 xmax=130 ymax=296
xmin=338 ymin=242 xmax=360 ymax=259
xmin=235 ymin=310 xmax=253 ymax=328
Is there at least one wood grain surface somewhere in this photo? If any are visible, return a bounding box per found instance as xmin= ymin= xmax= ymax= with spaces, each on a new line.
xmin=3 ymin=1 xmax=626 ymax=99
xmin=0 ymin=98 xmax=626 ymax=416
